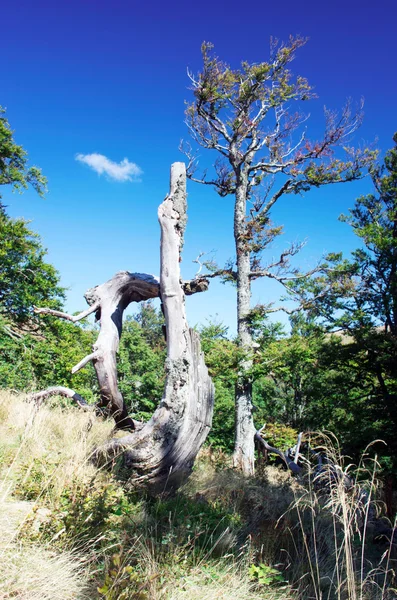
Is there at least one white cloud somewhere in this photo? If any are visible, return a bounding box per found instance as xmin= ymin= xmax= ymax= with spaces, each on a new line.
xmin=75 ymin=153 xmax=142 ymax=182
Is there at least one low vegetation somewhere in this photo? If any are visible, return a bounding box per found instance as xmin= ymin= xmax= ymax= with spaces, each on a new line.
xmin=1 ymin=391 xmax=395 ymax=599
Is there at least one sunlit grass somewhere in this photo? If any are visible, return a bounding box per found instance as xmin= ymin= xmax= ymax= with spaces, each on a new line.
xmin=0 ymin=391 xmax=395 ymax=599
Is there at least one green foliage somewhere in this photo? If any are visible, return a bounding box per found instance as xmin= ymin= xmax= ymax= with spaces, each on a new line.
xmin=198 ymin=320 xmax=238 ymax=450
xmin=45 ymin=478 xmax=133 ymax=545
xmin=249 ymin=311 xmax=394 ymax=471
xmin=97 ymin=554 xmax=148 ymax=600
xmin=0 ymin=313 xmax=97 ymax=396
xmin=0 ymin=105 xmax=96 ymax=399
xmin=249 ymin=563 xmax=285 ymax=587
xmin=262 ymin=423 xmax=299 ymax=452
xmin=284 ymin=135 xmax=397 ymax=474
xmin=150 ymin=493 xmax=241 ymax=547
xmin=133 ymin=300 xmax=165 ymax=349
xmin=118 ymin=314 xmax=165 ymax=419
xmin=0 ymin=200 xmax=97 ymax=397
xmin=251 ymin=315 xmax=326 ymax=428
xmin=0 ymin=105 xmax=47 ymax=204
xmin=0 ymin=207 xmax=64 ymax=325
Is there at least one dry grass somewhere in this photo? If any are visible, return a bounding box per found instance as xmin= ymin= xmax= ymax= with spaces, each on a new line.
xmin=284 ymin=434 xmax=397 ymax=600
xmin=1 ymin=391 xmax=394 ymax=599
xmin=0 ymin=392 xmax=293 ymax=600
xmin=0 ymin=545 xmax=89 ymax=600
xmin=168 ymin=562 xmax=285 ymax=599
xmin=0 ymin=390 xmax=113 ymax=600
xmin=0 ymin=389 xmax=113 ymax=504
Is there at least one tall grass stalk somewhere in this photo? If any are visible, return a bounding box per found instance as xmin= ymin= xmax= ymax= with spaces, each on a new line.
xmin=288 ymin=434 xmax=395 ymax=600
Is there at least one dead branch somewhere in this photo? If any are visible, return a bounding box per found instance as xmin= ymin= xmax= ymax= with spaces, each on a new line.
xmin=28 ymin=386 xmax=92 ymax=410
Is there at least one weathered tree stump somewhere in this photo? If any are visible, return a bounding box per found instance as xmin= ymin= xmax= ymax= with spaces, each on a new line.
xmin=31 ymin=163 xmax=214 ymax=491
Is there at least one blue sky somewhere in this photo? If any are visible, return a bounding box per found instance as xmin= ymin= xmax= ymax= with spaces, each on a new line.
xmin=3 ymin=0 xmax=396 ymax=333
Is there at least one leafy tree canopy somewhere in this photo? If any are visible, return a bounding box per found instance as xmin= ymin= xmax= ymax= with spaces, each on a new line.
xmin=0 ymin=106 xmax=47 ymax=207
xmin=0 ymin=208 xmax=65 ymax=327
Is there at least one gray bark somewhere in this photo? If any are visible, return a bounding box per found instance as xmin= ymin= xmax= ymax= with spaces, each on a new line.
xmin=32 ymin=163 xmax=214 ymax=491
xmin=94 ymin=163 xmax=214 ymax=491
xmin=232 ymin=172 xmax=256 ymax=475
xmin=34 ymin=275 xmax=208 ymax=430
xmin=35 ymin=272 xmax=160 ymax=429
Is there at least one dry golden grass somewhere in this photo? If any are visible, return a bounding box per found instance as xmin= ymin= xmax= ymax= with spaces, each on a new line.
xmin=169 ymin=563 xmax=285 ymax=600
xmin=0 ymin=391 xmax=113 ymax=600
xmin=0 ymin=393 xmax=293 ymax=600
xmin=2 ymin=392 xmax=393 ymax=599
xmin=0 ymin=390 xmax=113 ymax=504
xmin=0 ymin=545 xmax=89 ymax=600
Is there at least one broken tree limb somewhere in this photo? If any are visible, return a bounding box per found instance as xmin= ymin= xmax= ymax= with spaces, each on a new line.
xmin=255 ymin=429 xmax=303 ymax=474
xmin=71 ymin=352 xmax=98 ymax=374
xmin=29 ymin=386 xmax=92 ymax=410
xmin=293 ymin=432 xmax=303 ymax=464
xmin=33 ymin=269 xmax=209 ymax=430
xmin=32 ymin=162 xmax=214 ymax=491
xmin=75 ymin=271 xmax=162 ymax=430
xmin=255 ymin=428 xmax=356 ymax=494
xmin=33 ymin=303 xmax=100 ymax=322
xmin=34 ymin=274 xmax=161 ymax=428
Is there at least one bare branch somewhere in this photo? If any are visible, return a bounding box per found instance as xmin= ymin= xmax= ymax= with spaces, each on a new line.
xmin=255 ymin=429 xmax=302 ymax=474
xmin=71 ymin=352 xmax=98 ymax=374
xmin=33 ymin=303 xmax=100 ymax=323
xmin=193 ymin=251 xmax=206 ymax=277
xmin=195 ymin=268 xmax=238 ymax=282
xmin=294 ymin=432 xmax=303 ymax=464
xmin=250 ymin=262 xmax=325 ymax=284
xmin=260 ymin=178 xmax=293 ymax=214
xmin=28 ymin=386 xmax=92 ymax=410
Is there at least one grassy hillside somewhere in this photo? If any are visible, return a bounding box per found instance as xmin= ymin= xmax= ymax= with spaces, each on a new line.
xmin=0 ymin=391 xmax=395 ymax=599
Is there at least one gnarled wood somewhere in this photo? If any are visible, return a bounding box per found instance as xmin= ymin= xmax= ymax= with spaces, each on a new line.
xmin=96 ymin=163 xmax=214 ymax=490
xmin=35 ymin=272 xmax=161 ymax=429
xmin=32 ymin=163 xmax=214 ymax=491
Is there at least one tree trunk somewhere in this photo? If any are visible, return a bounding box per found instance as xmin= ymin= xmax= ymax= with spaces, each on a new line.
xmin=34 ymin=272 xmax=160 ymax=430
xmin=232 ymin=176 xmax=256 ymax=475
xmin=32 ymin=163 xmax=214 ymax=492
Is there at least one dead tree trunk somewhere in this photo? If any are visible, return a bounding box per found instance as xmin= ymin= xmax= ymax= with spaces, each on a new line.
xmin=34 ymin=272 xmax=160 ymax=430
xmin=31 ymin=163 xmax=214 ymax=491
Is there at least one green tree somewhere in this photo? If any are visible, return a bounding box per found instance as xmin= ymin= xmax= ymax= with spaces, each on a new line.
xmin=0 ymin=105 xmax=59 ymax=331
xmin=287 ymin=133 xmax=397 ymax=473
xmin=0 ymin=106 xmax=47 ymax=207
xmin=251 ymin=315 xmax=322 ymax=429
xmin=0 ymin=316 xmax=97 ymax=399
xmin=133 ymin=300 xmax=165 ymax=349
xmin=199 ymin=319 xmax=238 ymax=450
xmin=117 ymin=316 xmax=166 ymax=420
xmin=0 ymin=208 xmax=64 ymax=327
xmin=0 ymin=104 xmax=95 ymax=398
xmin=183 ymin=38 xmax=376 ymax=473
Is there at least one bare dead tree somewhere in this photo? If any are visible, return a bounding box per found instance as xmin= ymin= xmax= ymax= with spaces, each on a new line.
xmin=31 ymin=163 xmax=214 ymax=491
